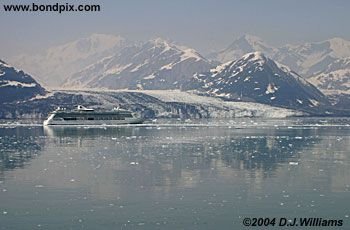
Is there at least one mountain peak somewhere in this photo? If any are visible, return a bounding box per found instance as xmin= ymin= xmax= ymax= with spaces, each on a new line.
xmin=53 ymin=34 xmax=125 ymax=52
xmin=0 ymin=58 xmax=46 ymax=103
xmin=88 ymin=33 xmax=123 ymax=40
xmin=150 ymin=37 xmax=173 ymax=46
xmin=64 ymin=38 xmax=212 ymax=90
xmin=238 ymin=34 xmax=264 ymax=43
xmin=327 ymin=37 xmax=349 ymax=44
xmin=187 ymin=52 xmax=329 ymax=110
xmin=146 ymin=38 xmax=204 ymax=61
xmin=242 ymin=51 xmax=267 ymax=62
xmin=211 ymin=34 xmax=275 ymax=63
xmin=211 ymin=52 xmax=269 ymax=74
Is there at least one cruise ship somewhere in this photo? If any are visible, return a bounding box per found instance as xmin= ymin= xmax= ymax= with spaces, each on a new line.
xmin=43 ymin=105 xmax=143 ymax=126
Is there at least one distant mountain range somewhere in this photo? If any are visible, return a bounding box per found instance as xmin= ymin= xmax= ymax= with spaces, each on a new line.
xmin=0 ymin=56 xmax=349 ymax=118
xmin=207 ymin=34 xmax=277 ymax=63
xmin=10 ymin=34 xmax=128 ymax=86
xmin=0 ymin=59 xmax=308 ymax=119
xmin=63 ymin=38 xmax=213 ymax=90
xmin=10 ymin=33 xmax=350 ymax=96
xmin=210 ymin=35 xmax=350 ymax=95
xmin=3 ymin=33 xmax=350 ymax=117
xmin=308 ymin=57 xmax=350 ymax=94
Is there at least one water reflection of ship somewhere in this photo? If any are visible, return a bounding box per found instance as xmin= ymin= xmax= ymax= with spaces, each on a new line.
xmin=44 ymin=126 xmax=137 ymax=138
xmin=2 ymin=124 xmax=347 ymax=200
xmin=44 ymin=126 xmax=139 ymax=147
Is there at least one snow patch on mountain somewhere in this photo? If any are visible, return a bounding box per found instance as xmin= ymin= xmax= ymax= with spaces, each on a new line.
xmin=1 ymin=80 xmax=37 ymax=88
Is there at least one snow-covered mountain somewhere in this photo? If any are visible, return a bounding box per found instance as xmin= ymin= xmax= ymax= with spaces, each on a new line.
xmin=209 ymin=35 xmax=350 ymax=95
xmin=274 ymin=37 xmax=350 ymax=77
xmin=308 ymin=57 xmax=350 ymax=94
xmin=11 ymin=34 xmax=128 ymax=87
xmin=185 ymin=52 xmax=330 ymax=110
xmin=0 ymin=59 xmax=46 ymax=103
xmin=64 ymin=38 xmax=213 ymax=90
xmin=208 ymin=34 xmax=276 ymax=63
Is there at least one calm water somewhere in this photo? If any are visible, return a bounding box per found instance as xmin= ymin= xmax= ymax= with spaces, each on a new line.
xmin=0 ymin=118 xmax=350 ymax=229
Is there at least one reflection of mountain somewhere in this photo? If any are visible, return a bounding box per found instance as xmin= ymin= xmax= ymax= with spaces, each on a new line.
xmin=1 ymin=123 xmax=348 ymax=204
xmin=221 ymin=134 xmax=303 ymax=172
xmin=41 ymin=125 xmax=321 ymax=191
xmin=0 ymin=127 xmax=43 ymax=176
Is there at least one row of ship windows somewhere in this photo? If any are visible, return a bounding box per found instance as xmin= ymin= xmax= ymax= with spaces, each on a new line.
xmin=53 ymin=117 xmax=128 ymax=121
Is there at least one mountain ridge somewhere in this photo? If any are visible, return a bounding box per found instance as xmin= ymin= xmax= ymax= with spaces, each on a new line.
xmin=185 ymin=52 xmax=330 ymax=112
xmin=10 ymin=34 xmax=129 ymax=87
xmin=63 ymin=38 xmax=213 ymax=90
xmin=0 ymin=59 xmax=46 ymax=104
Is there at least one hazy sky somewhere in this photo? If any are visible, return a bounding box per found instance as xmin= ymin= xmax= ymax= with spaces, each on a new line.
xmin=1 ymin=0 xmax=350 ymax=58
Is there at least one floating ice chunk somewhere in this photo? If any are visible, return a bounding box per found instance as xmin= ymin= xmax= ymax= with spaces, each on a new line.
xmin=265 ymin=83 xmax=278 ymax=94
xmin=95 ymin=164 xmax=101 ymax=169
xmin=309 ymin=99 xmax=319 ymax=107
xmin=244 ymin=76 xmax=251 ymax=82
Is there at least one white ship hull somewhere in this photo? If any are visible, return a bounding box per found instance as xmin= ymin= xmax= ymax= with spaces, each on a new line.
xmin=43 ymin=106 xmax=144 ymax=126
xmin=43 ymin=117 xmax=143 ymax=126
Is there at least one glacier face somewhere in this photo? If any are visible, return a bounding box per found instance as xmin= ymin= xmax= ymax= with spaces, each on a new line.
xmin=0 ymin=89 xmax=305 ymax=119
